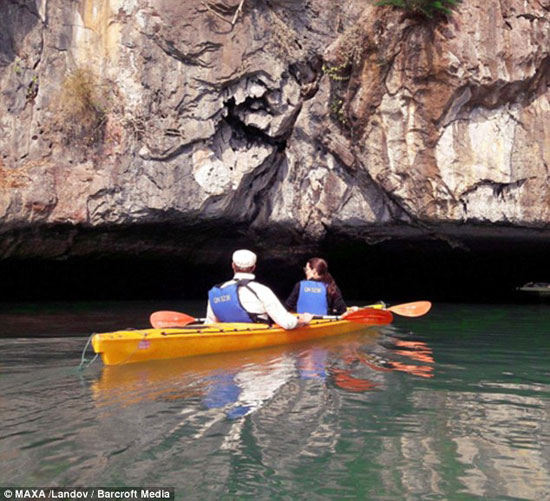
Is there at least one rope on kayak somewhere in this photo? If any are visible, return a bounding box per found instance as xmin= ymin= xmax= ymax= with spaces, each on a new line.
xmin=78 ymin=333 xmax=98 ymax=371
xmin=78 ymin=331 xmax=149 ymax=369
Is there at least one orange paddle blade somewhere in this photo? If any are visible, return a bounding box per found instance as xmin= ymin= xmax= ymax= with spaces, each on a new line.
xmin=344 ymin=307 xmax=393 ymax=325
xmin=388 ymin=301 xmax=431 ymax=317
xmin=150 ymin=311 xmax=196 ymax=328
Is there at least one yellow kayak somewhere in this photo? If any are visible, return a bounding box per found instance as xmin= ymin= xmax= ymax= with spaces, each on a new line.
xmin=91 ymin=309 xmax=393 ymax=366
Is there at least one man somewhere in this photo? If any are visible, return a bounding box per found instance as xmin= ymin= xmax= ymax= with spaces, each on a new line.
xmin=206 ymin=249 xmax=312 ymax=329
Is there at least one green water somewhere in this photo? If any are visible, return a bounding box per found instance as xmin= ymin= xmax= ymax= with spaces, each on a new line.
xmin=1 ymin=302 xmax=550 ymax=500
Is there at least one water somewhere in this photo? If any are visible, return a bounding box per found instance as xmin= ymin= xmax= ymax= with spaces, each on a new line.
xmin=1 ymin=302 xmax=550 ymax=500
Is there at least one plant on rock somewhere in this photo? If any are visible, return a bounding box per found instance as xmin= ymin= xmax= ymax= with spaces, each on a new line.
xmin=52 ymin=68 xmax=110 ymax=146
xmin=376 ymin=0 xmax=461 ymax=18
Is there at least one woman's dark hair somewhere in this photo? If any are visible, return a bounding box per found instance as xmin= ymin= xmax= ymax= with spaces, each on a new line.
xmin=308 ymin=257 xmax=338 ymax=298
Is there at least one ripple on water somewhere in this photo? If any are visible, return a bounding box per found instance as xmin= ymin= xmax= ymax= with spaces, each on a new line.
xmin=2 ymin=304 xmax=550 ymax=499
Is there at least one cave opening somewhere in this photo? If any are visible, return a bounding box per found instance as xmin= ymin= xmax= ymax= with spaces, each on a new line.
xmin=0 ymin=236 xmax=547 ymax=304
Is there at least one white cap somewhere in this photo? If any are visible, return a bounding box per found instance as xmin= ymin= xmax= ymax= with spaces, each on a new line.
xmin=232 ymin=249 xmax=257 ymax=268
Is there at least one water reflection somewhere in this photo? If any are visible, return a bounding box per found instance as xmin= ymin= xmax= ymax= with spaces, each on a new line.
xmin=91 ymin=330 xmax=436 ymax=410
xmin=91 ymin=332 xmax=382 ymax=409
xmin=90 ymin=329 xmax=439 ymax=461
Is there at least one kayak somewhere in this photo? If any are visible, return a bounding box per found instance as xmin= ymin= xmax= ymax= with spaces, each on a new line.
xmin=517 ymin=282 xmax=550 ymax=297
xmin=91 ymin=309 xmax=393 ymax=366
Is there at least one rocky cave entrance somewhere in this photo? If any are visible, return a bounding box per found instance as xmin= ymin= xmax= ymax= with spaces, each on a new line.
xmin=0 ymin=234 xmax=547 ymax=304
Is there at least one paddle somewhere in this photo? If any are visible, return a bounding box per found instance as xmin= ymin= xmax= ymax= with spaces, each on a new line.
xmin=150 ymin=307 xmax=391 ymax=328
xmin=149 ymin=301 xmax=431 ymax=328
xmin=150 ymin=311 xmax=203 ymax=329
xmin=317 ymin=301 xmax=431 ymax=322
xmin=333 ymin=307 xmax=393 ymax=324
xmin=384 ymin=301 xmax=431 ymax=317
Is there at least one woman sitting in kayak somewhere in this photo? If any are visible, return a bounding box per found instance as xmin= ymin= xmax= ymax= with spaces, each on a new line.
xmin=285 ymin=257 xmax=347 ymax=316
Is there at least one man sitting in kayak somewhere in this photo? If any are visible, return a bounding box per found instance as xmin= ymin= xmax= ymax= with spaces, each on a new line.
xmin=206 ymin=249 xmax=313 ymax=329
xmin=285 ymin=257 xmax=347 ymax=316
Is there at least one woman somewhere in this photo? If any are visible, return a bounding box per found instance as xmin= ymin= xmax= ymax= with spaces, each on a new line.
xmin=285 ymin=257 xmax=347 ymax=316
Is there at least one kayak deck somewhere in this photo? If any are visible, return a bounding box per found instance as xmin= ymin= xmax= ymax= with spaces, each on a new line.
xmin=91 ymin=311 xmax=393 ymax=366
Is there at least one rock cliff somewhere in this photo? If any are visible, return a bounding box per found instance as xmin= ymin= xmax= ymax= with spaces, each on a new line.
xmin=1 ymin=0 xmax=549 ymax=263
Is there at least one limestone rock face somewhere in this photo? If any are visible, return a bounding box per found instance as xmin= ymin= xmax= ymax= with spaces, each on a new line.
xmin=0 ymin=0 xmax=549 ymax=259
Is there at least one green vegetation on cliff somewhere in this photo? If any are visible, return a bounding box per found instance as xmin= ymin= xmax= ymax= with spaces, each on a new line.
xmin=376 ymin=0 xmax=461 ymax=18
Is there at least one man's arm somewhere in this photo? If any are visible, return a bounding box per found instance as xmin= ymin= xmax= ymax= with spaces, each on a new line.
xmin=204 ymin=301 xmax=218 ymax=324
xmin=252 ymin=284 xmax=299 ymax=330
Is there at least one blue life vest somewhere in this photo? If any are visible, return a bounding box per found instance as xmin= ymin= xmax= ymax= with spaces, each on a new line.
xmin=208 ymin=281 xmax=256 ymax=323
xmin=297 ymin=280 xmax=329 ymax=315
